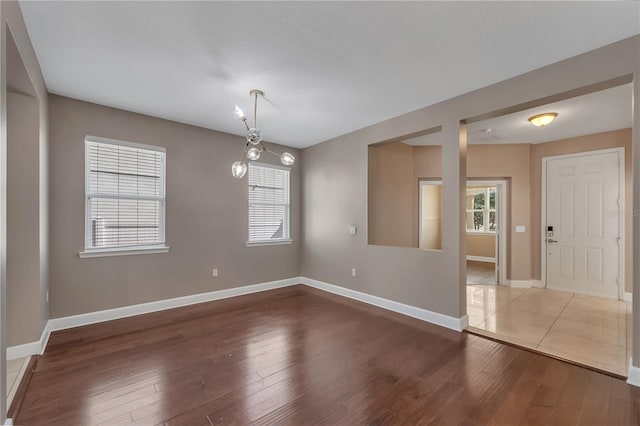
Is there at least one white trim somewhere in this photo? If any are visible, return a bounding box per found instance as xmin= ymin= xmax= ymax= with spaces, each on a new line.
xmin=466 ymin=255 xmax=495 ymax=263
xmin=465 ymin=231 xmax=497 ymax=236
xmin=531 ymin=280 xmax=545 ymax=288
xmin=301 ymin=277 xmax=468 ymax=332
xmin=627 ymin=359 xmax=640 ymax=387
xmin=13 ymin=276 xmax=472 ymax=362
xmin=3 ymin=419 xmax=13 ymax=426
xmin=8 ymin=277 xmax=300 ymax=359
xmin=624 ymin=292 xmax=632 ymax=302
xmin=246 ymin=239 xmax=292 ymax=247
xmin=7 ymin=341 xmax=39 ymax=361
xmin=541 ymin=147 xmax=625 ymax=300
xmin=47 ymin=277 xmax=300 ymax=332
xmin=85 ymin=135 xmax=166 ymax=153
xmin=79 ymin=245 xmax=170 ymax=258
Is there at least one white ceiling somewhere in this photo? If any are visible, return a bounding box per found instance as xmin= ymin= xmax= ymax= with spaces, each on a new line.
xmin=19 ymin=1 xmax=640 ymax=148
xmin=404 ymin=83 xmax=632 ymax=146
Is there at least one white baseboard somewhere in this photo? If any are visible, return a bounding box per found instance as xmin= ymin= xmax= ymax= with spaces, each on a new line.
xmin=7 ymin=340 xmax=41 ymax=361
xmin=624 ymin=292 xmax=632 ymax=302
xmin=628 ymin=359 xmax=640 ymax=387
xmin=4 ymin=418 xmax=13 ymax=426
xmin=301 ymin=277 xmax=468 ymax=332
xmin=466 ymin=256 xmax=496 ymax=263
xmin=47 ymin=277 xmax=300 ymax=332
xmin=531 ymin=280 xmax=544 ymax=288
xmin=8 ymin=323 xmax=51 ymax=360
xmin=10 ymin=275 xmax=472 ymax=359
xmin=8 ymin=277 xmax=301 ymax=359
xmin=506 ymin=279 xmax=544 ymax=289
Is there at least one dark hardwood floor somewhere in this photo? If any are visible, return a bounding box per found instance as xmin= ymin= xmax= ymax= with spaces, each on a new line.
xmin=16 ymin=285 xmax=640 ymax=425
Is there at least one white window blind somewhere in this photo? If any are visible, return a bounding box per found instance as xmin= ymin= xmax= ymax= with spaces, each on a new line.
xmin=248 ymin=163 xmax=290 ymax=243
xmin=85 ymin=137 xmax=166 ymax=251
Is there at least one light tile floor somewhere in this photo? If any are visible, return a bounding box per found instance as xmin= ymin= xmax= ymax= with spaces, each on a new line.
xmin=467 ymin=284 xmax=631 ymax=376
xmin=6 ymin=357 xmax=27 ymax=397
xmin=467 ymin=260 xmax=496 ymax=285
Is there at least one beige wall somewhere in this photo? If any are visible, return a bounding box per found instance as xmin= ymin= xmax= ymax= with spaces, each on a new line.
xmin=368 ymin=142 xmax=416 ymax=247
xmin=531 ymin=128 xmax=633 ymax=292
xmin=302 ymin=36 xmax=639 ymax=323
xmin=467 ymin=234 xmax=495 ymax=258
xmin=6 ymin=92 xmax=41 ymax=346
xmin=414 ymin=144 xmax=531 ymax=280
xmin=48 ymin=95 xmax=301 ymax=318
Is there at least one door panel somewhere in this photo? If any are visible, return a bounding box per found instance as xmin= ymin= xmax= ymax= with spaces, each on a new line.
xmin=546 ymin=151 xmax=620 ymax=299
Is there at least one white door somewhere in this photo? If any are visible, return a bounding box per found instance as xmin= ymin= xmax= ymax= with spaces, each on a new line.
xmin=546 ymin=150 xmax=621 ymax=299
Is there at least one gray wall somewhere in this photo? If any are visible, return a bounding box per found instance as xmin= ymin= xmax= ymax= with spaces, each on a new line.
xmin=48 ymin=95 xmax=301 ymax=318
xmin=0 ymin=0 xmax=50 ymax=420
xmin=7 ymin=91 xmax=41 ymax=346
xmin=301 ymin=36 xmax=640 ymax=322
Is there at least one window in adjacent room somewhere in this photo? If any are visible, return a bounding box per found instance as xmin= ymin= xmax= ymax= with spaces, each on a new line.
xmin=248 ymin=163 xmax=291 ymax=245
xmin=465 ymin=186 xmax=496 ymax=233
xmin=80 ymin=136 xmax=168 ymax=257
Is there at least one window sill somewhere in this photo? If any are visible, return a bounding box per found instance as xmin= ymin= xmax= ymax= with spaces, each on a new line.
xmin=466 ymin=231 xmax=497 ymax=236
xmin=246 ymin=239 xmax=292 ymax=247
xmin=78 ymin=246 xmax=170 ymax=258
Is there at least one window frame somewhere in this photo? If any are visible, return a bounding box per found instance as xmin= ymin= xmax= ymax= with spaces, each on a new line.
xmin=246 ymin=162 xmax=292 ymax=247
xmin=465 ymin=186 xmax=496 ymax=234
xmin=79 ymin=135 xmax=169 ymax=258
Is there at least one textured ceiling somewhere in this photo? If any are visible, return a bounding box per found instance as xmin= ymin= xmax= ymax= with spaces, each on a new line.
xmin=19 ymin=1 xmax=640 ymax=148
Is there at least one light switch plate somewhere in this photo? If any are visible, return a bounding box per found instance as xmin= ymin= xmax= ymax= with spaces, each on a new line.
xmin=349 ymin=226 xmax=357 ymax=235
xmin=516 ymin=225 xmax=525 ymax=233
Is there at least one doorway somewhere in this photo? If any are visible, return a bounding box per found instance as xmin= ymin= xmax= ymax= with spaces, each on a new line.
xmin=466 ymin=180 xmax=507 ymax=285
xmin=542 ymin=148 xmax=624 ymax=300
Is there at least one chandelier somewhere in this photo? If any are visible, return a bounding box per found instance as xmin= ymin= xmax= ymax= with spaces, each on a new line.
xmin=231 ymin=89 xmax=295 ymax=178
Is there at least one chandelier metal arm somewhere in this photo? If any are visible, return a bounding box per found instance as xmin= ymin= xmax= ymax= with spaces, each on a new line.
xmin=260 ymin=142 xmax=276 ymax=155
xmin=249 ymin=89 xmax=263 ymax=130
xmin=231 ymin=89 xmax=295 ymax=178
xmin=239 ymin=142 xmax=249 ymax=161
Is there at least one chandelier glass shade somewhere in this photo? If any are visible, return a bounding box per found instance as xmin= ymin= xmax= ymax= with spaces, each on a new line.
xmin=231 ymin=89 xmax=295 ymax=178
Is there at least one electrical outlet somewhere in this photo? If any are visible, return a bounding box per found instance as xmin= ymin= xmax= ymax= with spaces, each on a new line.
xmin=351 ymin=268 xmax=357 ymax=277
xmin=212 ymin=268 xmax=219 ymax=277
xmin=349 ymin=226 xmax=357 ymax=235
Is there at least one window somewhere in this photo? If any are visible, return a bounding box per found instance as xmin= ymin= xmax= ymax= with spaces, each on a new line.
xmin=466 ymin=186 xmax=496 ymax=233
xmin=81 ymin=136 xmax=167 ymax=257
xmin=248 ymin=163 xmax=291 ymax=245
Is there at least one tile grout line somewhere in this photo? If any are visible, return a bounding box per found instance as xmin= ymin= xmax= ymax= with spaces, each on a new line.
xmin=535 ymin=292 xmax=575 ymax=349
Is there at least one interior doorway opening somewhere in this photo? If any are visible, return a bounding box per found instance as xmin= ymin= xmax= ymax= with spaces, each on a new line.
xmin=465 ymin=180 xmax=507 ymax=286
xmin=463 ymin=81 xmax=633 ymax=377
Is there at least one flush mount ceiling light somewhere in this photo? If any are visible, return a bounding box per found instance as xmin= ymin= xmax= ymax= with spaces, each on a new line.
xmin=528 ymin=112 xmax=558 ymax=127
xmin=231 ymin=89 xmax=295 ymax=178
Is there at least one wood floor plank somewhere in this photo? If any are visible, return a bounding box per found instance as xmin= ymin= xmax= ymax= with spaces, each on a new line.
xmin=15 ymin=285 xmax=639 ymax=425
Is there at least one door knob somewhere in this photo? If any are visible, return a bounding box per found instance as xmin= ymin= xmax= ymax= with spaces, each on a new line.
xmin=547 ymin=239 xmax=558 ymax=243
